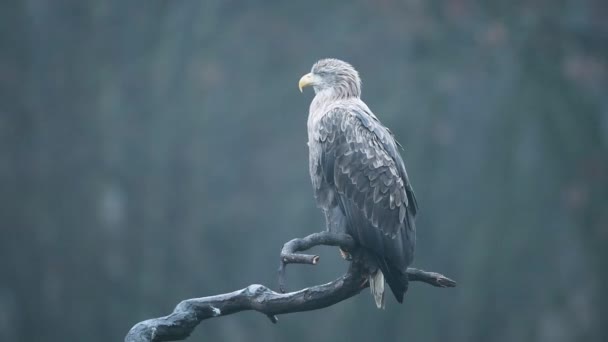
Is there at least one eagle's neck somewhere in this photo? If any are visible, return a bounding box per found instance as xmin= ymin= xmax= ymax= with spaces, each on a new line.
xmin=311 ymin=88 xmax=359 ymax=113
xmin=310 ymin=89 xmax=332 ymax=115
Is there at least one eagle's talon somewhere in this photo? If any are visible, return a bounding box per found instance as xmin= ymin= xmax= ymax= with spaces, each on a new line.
xmin=339 ymin=248 xmax=352 ymax=261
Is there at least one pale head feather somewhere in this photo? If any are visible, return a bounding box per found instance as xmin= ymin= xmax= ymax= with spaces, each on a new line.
xmin=310 ymin=58 xmax=362 ymax=98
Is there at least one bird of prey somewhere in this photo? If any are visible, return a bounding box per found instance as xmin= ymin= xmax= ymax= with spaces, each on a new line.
xmin=299 ymin=58 xmax=418 ymax=308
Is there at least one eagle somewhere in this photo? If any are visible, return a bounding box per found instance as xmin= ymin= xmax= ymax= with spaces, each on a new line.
xmin=299 ymin=58 xmax=418 ymax=308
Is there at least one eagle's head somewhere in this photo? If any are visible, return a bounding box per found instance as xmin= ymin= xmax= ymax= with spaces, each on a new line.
xmin=299 ymin=58 xmax=361 ymax=98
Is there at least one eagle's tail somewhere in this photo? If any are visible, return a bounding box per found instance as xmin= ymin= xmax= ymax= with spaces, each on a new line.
xmin=369 ymin=270 xmax=385 ymax=309
xmin=376 ymin=257 xmax=409 ymax=304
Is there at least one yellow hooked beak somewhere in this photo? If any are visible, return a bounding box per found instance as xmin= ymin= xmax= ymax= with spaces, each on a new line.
xmin=298 ymin=73 xmax=315 ymax=92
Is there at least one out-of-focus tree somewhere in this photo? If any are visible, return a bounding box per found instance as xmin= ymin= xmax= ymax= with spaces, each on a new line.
xmin=0 ymin=1 xmax=606 ymax=341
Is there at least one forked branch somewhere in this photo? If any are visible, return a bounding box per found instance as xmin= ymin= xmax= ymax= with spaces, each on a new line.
xmin=125 ymin=232 xmax=455 ymax=342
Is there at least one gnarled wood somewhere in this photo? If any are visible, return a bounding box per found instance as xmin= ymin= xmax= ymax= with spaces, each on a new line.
xmin=125 ymin=232 xmax=455 ymax=342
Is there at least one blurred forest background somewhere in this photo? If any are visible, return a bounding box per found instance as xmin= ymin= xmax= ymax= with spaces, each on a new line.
xmin=1 ymin=0 xmax=607 ymax=341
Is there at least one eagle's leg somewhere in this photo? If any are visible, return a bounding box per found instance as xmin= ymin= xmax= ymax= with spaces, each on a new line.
xmin=324 ymin=207 xmax=352 ymax=261
xmin=339 ymin=248 xmax=353 ymax=261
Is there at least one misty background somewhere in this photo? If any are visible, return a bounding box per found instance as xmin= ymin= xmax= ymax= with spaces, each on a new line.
xmin=1 ymin=1 xmax=607 ymax=341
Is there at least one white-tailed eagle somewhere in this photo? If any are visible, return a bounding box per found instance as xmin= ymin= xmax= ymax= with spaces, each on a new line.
xmin=299 ymin=58 xmax=418 ymax=308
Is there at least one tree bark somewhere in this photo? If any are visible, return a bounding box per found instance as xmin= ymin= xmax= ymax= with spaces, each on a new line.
xmin=125 ymin=232 xmax=455 ymax=342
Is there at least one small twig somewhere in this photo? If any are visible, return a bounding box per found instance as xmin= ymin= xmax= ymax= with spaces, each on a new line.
xmin=406 ymin=268 xmax=457 ymax=287
xmin=278 ymin=231 xmax=356 ymax=292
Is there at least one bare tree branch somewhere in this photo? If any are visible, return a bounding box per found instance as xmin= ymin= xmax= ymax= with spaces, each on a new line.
xmin=278 ymin=231 xmax=356 ymax=292
xmin=125 ymin=232 xmax=455 ymax=342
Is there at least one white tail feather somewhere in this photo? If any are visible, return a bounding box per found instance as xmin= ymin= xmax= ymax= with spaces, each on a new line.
xmin=369 ymin=270 xmax=385 ymax=309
